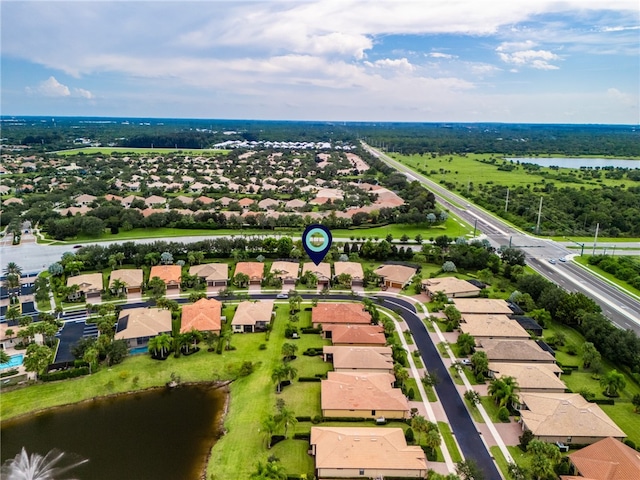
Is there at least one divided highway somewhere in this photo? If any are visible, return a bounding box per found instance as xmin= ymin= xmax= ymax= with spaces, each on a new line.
xmin=363 ymin=143 xmax=640 ymax=335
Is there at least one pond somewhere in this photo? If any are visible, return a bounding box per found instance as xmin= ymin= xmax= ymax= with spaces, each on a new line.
xmin=506 ymin=157 xmax=640 ymax=169
xmin=1 ymin=384 xmax=226 ymax=480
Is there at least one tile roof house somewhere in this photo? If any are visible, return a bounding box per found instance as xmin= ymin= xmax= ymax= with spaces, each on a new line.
xmin=333 ymin=262 xmax=364 ymax=286
xmin=488 ymin=363 xmax=565 ymax=393
xmin=564 ymin=437 xmax=640 ymax=480
xmin=302 ymin=262 xmax=332 ymax=287
xmin=285 ymin=198 xmax=306 ymax=210
xmin=180 ymin=298 xmax=222 ymax=334
xmin=422 ymin=277 xmax=481 ymax=298
xmin=312 ymin=303 xmax=372 ymax=328
xmin=460 ymin=314 xmax=531 ymax=340
xmin=519 ymin=393 xmax=626 ymax=445
xmin=190 ymin=263 xmax=228 ymax=287
xmin=321 ymin=372 xmax=410 ymax=419
xmin=75 ymin=193 xmax=97 ymax=206
xmin=323 ymin=346 xmax=394 ymax=374
xmin=115 ymin=307 xmax=172 ymax=348
xmin=270 ymin=261 xmax=300 ymax=285
xmin=325 ymin=325 xmax=386 ymax=346
xmin=67 ymin=273 xmax=103 ymax=301
xmin=145 ymin=195 xmax=166 ymax=207
xmin=234 ymin=262 xmax=264 ymax=285
xmin=110 ymin=269 xmax=144 ymax=294
xmin=453 ymin=298 xmax=513 ymax=315
xmin=238 ymin=197 xmax=255 ymax=208
xmin=310 ymin=427 xmax=427 ymax=479
xmin=231 ymin=300 xmax=274 ymax=333
xmin=149 ymin=265 xmax=182 ymax=291
xmin=374 ymin=264 xmax=417 ymax=289
xmin=477 ymin=339 xmax=556 ymax=364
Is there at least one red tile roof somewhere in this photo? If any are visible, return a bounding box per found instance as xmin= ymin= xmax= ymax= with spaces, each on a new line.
xmin=181 ymin=298 xmax=222 ymax=333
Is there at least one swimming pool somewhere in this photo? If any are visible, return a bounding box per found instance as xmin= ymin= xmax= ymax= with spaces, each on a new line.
xmin=130 ymin=346 xmax=148 ymax=355
xmin=0 ymin=353 xmax=24 ymax=369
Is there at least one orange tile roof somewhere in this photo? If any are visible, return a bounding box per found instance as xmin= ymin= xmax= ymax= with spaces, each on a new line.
xmin=312 ymin=302 xmax=371 ymax=326
xmin=149 ymin=265 xmax=182 ymax=285
xmin=234 ymin=262 xmax=264 ymax=280
xmin=181 ymin=298 xmax=222 ymax=333
xmin=321 ymin=372 xmax=409 ymax=413
xmin=327 ymin=325 xmax=386 ymax=345
xmin=569 ymin=437 xmax=640 ymax=480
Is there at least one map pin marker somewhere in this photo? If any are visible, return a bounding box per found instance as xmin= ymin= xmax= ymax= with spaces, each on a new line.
xmin=302 ymin=224 xmax=332 ymax=266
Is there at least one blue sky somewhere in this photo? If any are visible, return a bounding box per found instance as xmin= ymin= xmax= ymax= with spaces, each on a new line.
xmin=1 ymin=0 xmax=638 ymax=123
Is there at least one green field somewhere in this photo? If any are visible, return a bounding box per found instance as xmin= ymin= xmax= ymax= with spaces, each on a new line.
xmin=54 ymin=147 xmax=230 ymax=156
xmin=571 ymin=255 xmax=640 ymax=298
xmin=390 ymin=152 xmax=635 ymax=190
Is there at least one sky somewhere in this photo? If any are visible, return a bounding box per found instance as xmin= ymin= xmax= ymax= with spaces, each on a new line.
xmin=1 ymin=0 xmax=639 ymax=124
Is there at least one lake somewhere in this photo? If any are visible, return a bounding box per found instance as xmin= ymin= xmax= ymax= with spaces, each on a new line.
xmin=1 ymin=384 xmax=226 ymax=480
xmin=506 ymin=157 xmax=640 ymax=169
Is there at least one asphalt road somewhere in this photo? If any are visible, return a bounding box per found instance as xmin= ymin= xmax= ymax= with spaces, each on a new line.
xmin=363 ymin=143 xmax=640 ymax=334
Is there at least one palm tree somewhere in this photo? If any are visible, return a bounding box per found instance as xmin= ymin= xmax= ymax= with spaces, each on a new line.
xmin=411 ymin=415 xmax=428 ymax=444
xmin=261 ymin=415 xmax=277 ymax=448
xmin=488 ymin=376 xmax=520 ymax=408
xmin=424 ymin=428 xmax=442 ymax=456
xmin=281 ymin=342 xmax=298 ymax=362
xmin=110 ymin=278 xmax=127 ymax=297
xmin=0 ymin=350 xmax=10 ymax=365
xmin=282 ymin=363 xmax=297 ymax=383
xmin=3 ymin=273 xmax=21 ymax=302
xmin=271 ymin=365 xmax=288 ymax=393
xmin=83 ymin=346 xmax=99 ymax=374
xmin=600 ymin=369 xmax=626 ymax=397
xmin=5 ymin=306 xmax=21 ymax=323
xmin=278 ymin=407 xmax=298 ymax=438
xmin=148 ymin=333 xmax=173 ymax=358
xmin=251 ymin=459 xmax=287 ymax=480
xmin=393 ymin=363 xmax=409 ymax=388
xmin=4 ymin=261 xmax=22 ymax=277
xmin=147 ymin=276 xmax=167 ymax=299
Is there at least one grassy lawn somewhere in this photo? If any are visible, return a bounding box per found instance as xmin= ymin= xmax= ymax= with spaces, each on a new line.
xmin=601 ymin=405 xmax=640 ymax=446
xmin=480 ymin=397 xmax=511 ymax=423
xmin=404 ymin=377 xmax=423 ymax=402
xmin=464 ymin=398 xmax=484 ymax=423
xmin=269 ymin=439 xmax=314 ymax=478
xmin=490 ymin=445 xmax=510 ymax=478
xmin=280 ymin=382 xmax=322 ymax=418
xmin=438 ymin=421 xmax=463 ymax=462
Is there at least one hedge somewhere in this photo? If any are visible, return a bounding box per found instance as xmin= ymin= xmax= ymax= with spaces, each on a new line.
xmin=592 ymin=398 xmax=615 ymax=405
xmin=301 ymin=327 xmax=322 ymax=334
xmin=0 ymin=369 xmax=19 ymax=378
xmin=298 ymin=377 xmax=321 ymax=382
xmin=40 ymin=367 xmax=90 ymax=382
xmin=293 ymin=432 xmax=311 ymax=440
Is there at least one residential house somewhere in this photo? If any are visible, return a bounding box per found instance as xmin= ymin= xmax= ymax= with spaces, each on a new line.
xmin=190 ymin=263 xmax=228 ymax=288
xmin=270 ymin=261 xmax=300 ymax=285
xmin=110 ymin=269 xmax=144 ymax=295
xmin=1 ymin=323 xmax=43 ymax=350
xmin=67 ymin=273 xmax=103 ymax=302
xmin=121 ymin=195 xmax=143 ymax=208
xmin=321 ymin=372 xmax=410 ymax=419
xmin=512 ymin=316 xmax=544 ymax=337
xmin=285 ymin=198 xmax=306 ymax=210
xmin=234 ymin=262 xmax=264 ymax=285
xmin=302 ymin=262 xmax=331 ymax=288
xmin=459 ymin=314 xmax=531 ymax=341
xmin=374 ymin=264 xmax=417 ymax=289
xmin=488 ymin=363 xmax=565 ymax=394
xmin=149 ymin=265 xmax=182 ymax=291
xmin=145 ymin=195 xmax=166 ymax=207
xmin=564 ymin=437 xmax=640 ymax=480
xmin=422 ymin=277 xmax=481 ymax=298
xmin=477 ymin=339 xmax=556 ymax=364
xmin=258 ymin=198 xmax=280 ymax=210
xmin=323 ymin=346 xmax=394 ymax=374
xmin=114 ymin=307 xmax=172 ymax=348
xmin=453 ymin=298 xmax=513 ymax=315
xmin=326 ymin=325 xmax=386 ymax=346
xmin=180 ymin=298 xmax=222 ymax=334
xmin=196 ymin=195 xmax=215 ymax=205
xmin=312 ymin=303 xmax=371 ymax=329
xmin=74 ymin=193 xmax=97 ymax=206
xmin=310 ymin=427 xmax=427 ymax=480
xmin=333 ymin=262 xmax=364 ymax=287
xmin=518 ymin=392 xmax=626 ymax=445
xmin=231 ymin=300 xmax=274 ymax=333
xmin=238 ymin=197 xmax=255 ymax=209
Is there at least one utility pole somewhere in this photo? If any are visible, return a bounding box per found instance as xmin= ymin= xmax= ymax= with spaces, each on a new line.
xmin=535 ymin=197 xmax=543 ymax=235
xmin=472 ymin=218 xmax=478 ymax=238
xmin=592 ymin=223 xmax=599 ymax=255
xmin=505 ymin=188 xmax=510 ymax=212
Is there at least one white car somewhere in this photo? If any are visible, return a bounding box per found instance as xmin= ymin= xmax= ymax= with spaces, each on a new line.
xmin=276 ymin=293 xmax=288 ymax=299
xmin=559 ymin=257 xmax=567 ymax=263
xmin=548 ymin=258 xmax=556 ymax=264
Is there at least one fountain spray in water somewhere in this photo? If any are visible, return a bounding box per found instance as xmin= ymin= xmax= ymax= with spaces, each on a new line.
xmin=1 ymin=448 xmax=88 ymax=480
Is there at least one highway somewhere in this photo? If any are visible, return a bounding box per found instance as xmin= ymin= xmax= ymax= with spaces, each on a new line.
xmin=362 ymin=142 xmax=640 ymax=335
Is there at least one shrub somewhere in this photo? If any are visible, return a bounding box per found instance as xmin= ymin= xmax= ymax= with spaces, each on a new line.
xmin=259 ymin=343 xmax=267 ymax=350
xmin=405 ymin=427 xmax=415 ymax=444
xmin=0 ymin=369 xmax=19 ymax=378
xmin=623 ymin=439 xmax=636 ymax=449
xmin=40 ymin=367 xmax=90 ymax=382
xmin=407 ymin=387 xmax=415 ymax=400
xmin=566 ymin=344 xmax=578 ymax=355
xmin=298 ymin=377 xmax=321 ymax=382
xmin=311 ymin=415 xmax=322 ymax=424
xmin=497 ymin=406 xmax=510 ymax=422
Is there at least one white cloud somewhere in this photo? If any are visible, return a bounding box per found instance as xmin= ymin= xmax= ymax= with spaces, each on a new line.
xmin=29 ymin=76 xmax=70 ymax=97
xmin=496 ymin=41 xmax=561 ymax=69
xmin=365 ymin=58 xmax=415 ymax=73
xmin=428 ymin=52 xmax=457 ymax=59
xmin=74 ymin=87 xmax=94 ymax=99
